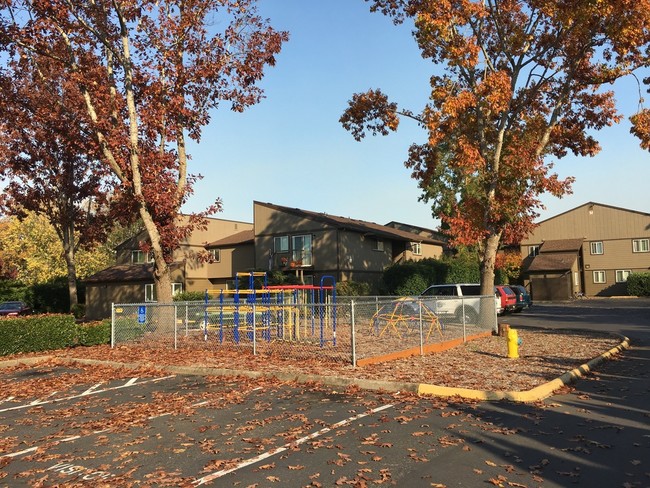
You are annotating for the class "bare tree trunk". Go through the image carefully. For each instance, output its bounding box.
[61,220,79,312]
[479,232,501,327]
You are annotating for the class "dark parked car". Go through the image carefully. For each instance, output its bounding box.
[0,301,32,317]
[509,285,532,312]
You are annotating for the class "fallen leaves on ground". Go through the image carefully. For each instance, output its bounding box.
[2,328,622,393]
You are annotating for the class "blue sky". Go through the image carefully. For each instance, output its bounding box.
[184,0,650,229]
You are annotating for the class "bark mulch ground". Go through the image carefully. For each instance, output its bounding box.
[6,327,619,393]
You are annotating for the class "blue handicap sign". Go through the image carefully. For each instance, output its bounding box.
[138,305,146,324]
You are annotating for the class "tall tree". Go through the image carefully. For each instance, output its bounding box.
[341,0,650,295]
[0,0,288,302]
[0,52,116,310]
[0,212,116,286]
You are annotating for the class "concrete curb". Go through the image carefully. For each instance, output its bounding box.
[0,335,630,403]
[418,334,631,402]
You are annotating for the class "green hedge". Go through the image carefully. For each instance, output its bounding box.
[0,315,110,356]
[77,320,111,346]
[627,272,650,297]
[0,314,77,355]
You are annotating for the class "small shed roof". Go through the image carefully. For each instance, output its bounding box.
[526,252,578,272]
[539,238,584,253]
[206,230,255,248]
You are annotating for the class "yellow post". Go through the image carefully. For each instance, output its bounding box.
[507,328,519,359]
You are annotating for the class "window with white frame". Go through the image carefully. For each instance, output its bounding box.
[528,245,540,257]
[145,283,155,302]
[132,250,150,263]
[593,271,606,284]
[208,248,221,262]
[291,234,312,265]
[274,235,289,253]
[632,238,649,253]
[615,270,631,283]
[590,241,604,255]
[373,239,385,252]
[411,242,422,255]
[171,282,183,296]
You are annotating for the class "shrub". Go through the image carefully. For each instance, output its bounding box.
[627,272,650,296]
[0,280,32,304]
[77,320,111,346]
[337,281,371,296]
[173,291,206,302]
[0,314,77,356]
[31,277,71,313]
[394,274,429,296]
[71,303,86,319]
[382,258,447,295]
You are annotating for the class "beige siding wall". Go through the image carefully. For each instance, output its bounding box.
[86,282,146,320]
[339,230,393,273]
[206,244,255,281]
[522,204,650,244]
[115,218,253,274]
[582,239,650,271]
[521,204,650,297]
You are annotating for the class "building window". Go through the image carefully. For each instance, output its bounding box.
[172,283,183,296]
[528,245,539,257]
[632,238,649,253]
[590,241,603,255]
[274,235,289,253]
[209,248,221,263]
[374,239,384,252]
[145,283,155,302]
[412,242,422,255]
[291,234,312,266]
[615,270,631,283]
[132,250,153,263]
[593,271,606,284]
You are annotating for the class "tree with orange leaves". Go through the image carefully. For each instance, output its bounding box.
[341,0,650,296]
[1,1,287,303]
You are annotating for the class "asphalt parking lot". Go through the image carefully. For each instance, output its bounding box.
[1,299,649,487]
[1,364,412,486]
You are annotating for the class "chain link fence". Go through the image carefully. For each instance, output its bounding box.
[111,295,497,365]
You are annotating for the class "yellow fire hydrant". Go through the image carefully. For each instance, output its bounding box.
[507,328,520,359]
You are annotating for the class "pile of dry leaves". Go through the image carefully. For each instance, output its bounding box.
[10,327,621,393]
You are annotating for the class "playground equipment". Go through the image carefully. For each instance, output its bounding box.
[203,272,337,348]
[371,298,442,341]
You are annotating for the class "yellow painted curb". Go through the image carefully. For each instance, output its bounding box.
[418,335,631,402]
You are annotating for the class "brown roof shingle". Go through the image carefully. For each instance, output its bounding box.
[207,230,254,248]
[526,253,578,272]
[539,238,584,253]
[257,202,443,245]
[84,264,154,283]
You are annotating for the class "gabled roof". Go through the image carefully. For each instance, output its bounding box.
[536,202,650,225]
[256,202,443,245]
[526,252,578,272]
[539,238,584,253]
[207,230,254,248]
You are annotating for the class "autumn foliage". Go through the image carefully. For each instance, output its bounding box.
[341,0,650,294]
[0,1,288,302]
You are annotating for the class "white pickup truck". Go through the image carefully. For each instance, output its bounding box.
[420,283,501,324]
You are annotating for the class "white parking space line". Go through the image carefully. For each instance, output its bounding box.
[0,395,225,460]
[191,403,395,486]
[81,383,104,396]
[0,375,175,414]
